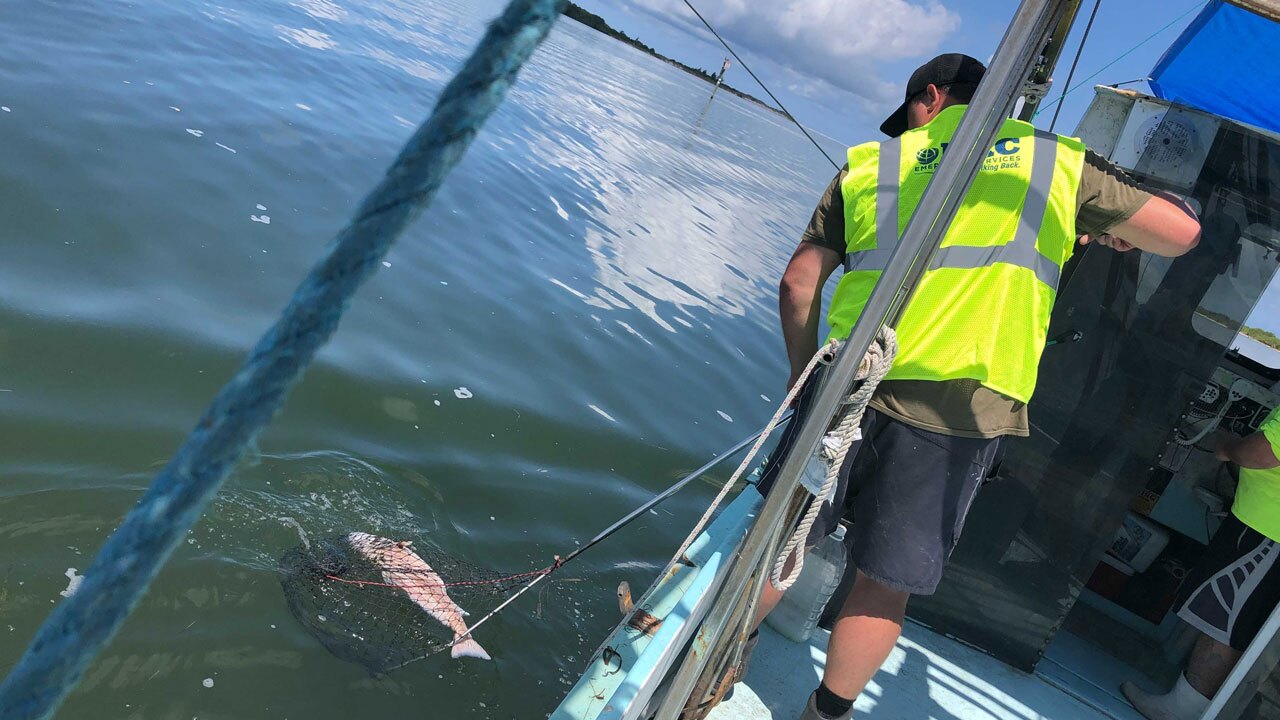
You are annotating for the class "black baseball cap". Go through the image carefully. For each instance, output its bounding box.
[880,53,986,137]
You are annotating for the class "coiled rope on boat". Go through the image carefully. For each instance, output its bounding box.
[771,328,896,591]
[0,2,567,718]
[644,327,896,608]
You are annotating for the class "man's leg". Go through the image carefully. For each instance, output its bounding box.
[791,413,998,719]
[1185,632,1242,699]
[821,571,909,700]
[1120,631,1223,720]
[1123,512,1273,719]
[753,546,801,627]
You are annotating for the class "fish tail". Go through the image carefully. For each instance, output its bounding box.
[450,634,491,661]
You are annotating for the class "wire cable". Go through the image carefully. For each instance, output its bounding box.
[1034,0,1204,120]
[679,0,841,172]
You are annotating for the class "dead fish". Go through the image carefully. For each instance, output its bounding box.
[346,531,491,660]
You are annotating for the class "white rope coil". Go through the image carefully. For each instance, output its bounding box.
[769,327,897,591]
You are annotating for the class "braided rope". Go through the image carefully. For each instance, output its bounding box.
[0,2,566,718]
[769,327,896,592]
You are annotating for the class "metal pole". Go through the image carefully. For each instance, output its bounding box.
[650,0,1075,713]
[651,490,805,719]
[1019,0,1084,121]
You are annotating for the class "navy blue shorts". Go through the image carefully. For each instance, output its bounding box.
[757,367,1003,595]
[1178,512,1280,651]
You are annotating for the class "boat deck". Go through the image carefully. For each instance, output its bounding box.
[708,620,1149,720]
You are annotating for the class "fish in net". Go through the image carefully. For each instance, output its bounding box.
[279,531,549,674]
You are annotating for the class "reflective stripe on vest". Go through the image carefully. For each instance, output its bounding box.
[844,130,1062,290]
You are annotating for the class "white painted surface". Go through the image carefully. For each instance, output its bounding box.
[709,622,1145,719]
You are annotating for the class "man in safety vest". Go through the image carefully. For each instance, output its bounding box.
[1123,410,1280,720]
[754,54,1202,720]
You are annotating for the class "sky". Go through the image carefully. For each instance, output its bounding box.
[571,0,1280,338]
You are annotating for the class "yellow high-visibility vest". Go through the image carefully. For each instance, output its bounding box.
[1233,407,1280,542]
[827,105,1087,403]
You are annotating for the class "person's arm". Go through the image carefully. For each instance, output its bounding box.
[1106,190,1201,257]
[780,169,848,389]
[1074,149,1200,257]
[779,242,843,390]
[1216,432,1280,469]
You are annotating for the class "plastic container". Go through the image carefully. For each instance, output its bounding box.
[1108,512,1169,573]
[765,524,848,643]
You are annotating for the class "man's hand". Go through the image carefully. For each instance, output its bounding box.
[786,370,805,394]
[1214,430,1241,462]
[1215,430,1280,469]
[1078,234,1135,252]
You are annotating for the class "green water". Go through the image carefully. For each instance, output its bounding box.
[0,0,843,717]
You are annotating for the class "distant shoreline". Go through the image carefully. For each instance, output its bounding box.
[561,3,788,119]
[1197,310,1280,352]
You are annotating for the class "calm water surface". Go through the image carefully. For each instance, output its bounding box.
[0,1,842,717]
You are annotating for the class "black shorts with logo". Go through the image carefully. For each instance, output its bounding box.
[1178,512,1280,651]
[757,367,1003,595]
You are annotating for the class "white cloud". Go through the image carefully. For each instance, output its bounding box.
[618,0,960,103]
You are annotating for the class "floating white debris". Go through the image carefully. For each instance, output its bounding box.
[549,195,569,220]
[433,400,441,407]
[250,215,271,224]
[185,128,204,137]
[215,142,237,153]
[1,107,10,113]
[60,568,83,597]
[169,106,181,112]
[453,387,473,399]
[760,394,770,402]
[717,411,733,423]
[202,678,214,688]
[588,404,616,423]
[440,281,448,286]
[381,261,391,268]
[616,320,652,346]
[392,114,414,127]
[489,516,495,521]
[548,278,588,301]
[256,203,267,211]
[296,103,312,111]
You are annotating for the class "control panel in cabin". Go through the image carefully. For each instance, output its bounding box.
[1084,355,1278,629]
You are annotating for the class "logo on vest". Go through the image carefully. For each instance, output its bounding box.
[912,136,1024,174]
[915,147,940,165]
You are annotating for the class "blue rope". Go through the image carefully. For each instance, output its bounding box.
[0,1,566,717]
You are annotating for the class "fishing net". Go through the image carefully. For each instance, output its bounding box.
[279,532,553,674]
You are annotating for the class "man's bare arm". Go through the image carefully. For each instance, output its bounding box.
[779,242,843,390]
[1216,432,1280,470]
[1107,191,1201,257]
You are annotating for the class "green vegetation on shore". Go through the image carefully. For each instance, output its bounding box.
[561,3,785,117]
[1198,309,1280,350]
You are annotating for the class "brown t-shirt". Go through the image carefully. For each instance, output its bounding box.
[802,149,1153,438]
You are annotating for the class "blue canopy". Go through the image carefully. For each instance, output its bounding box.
[1150,1,1280,135]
